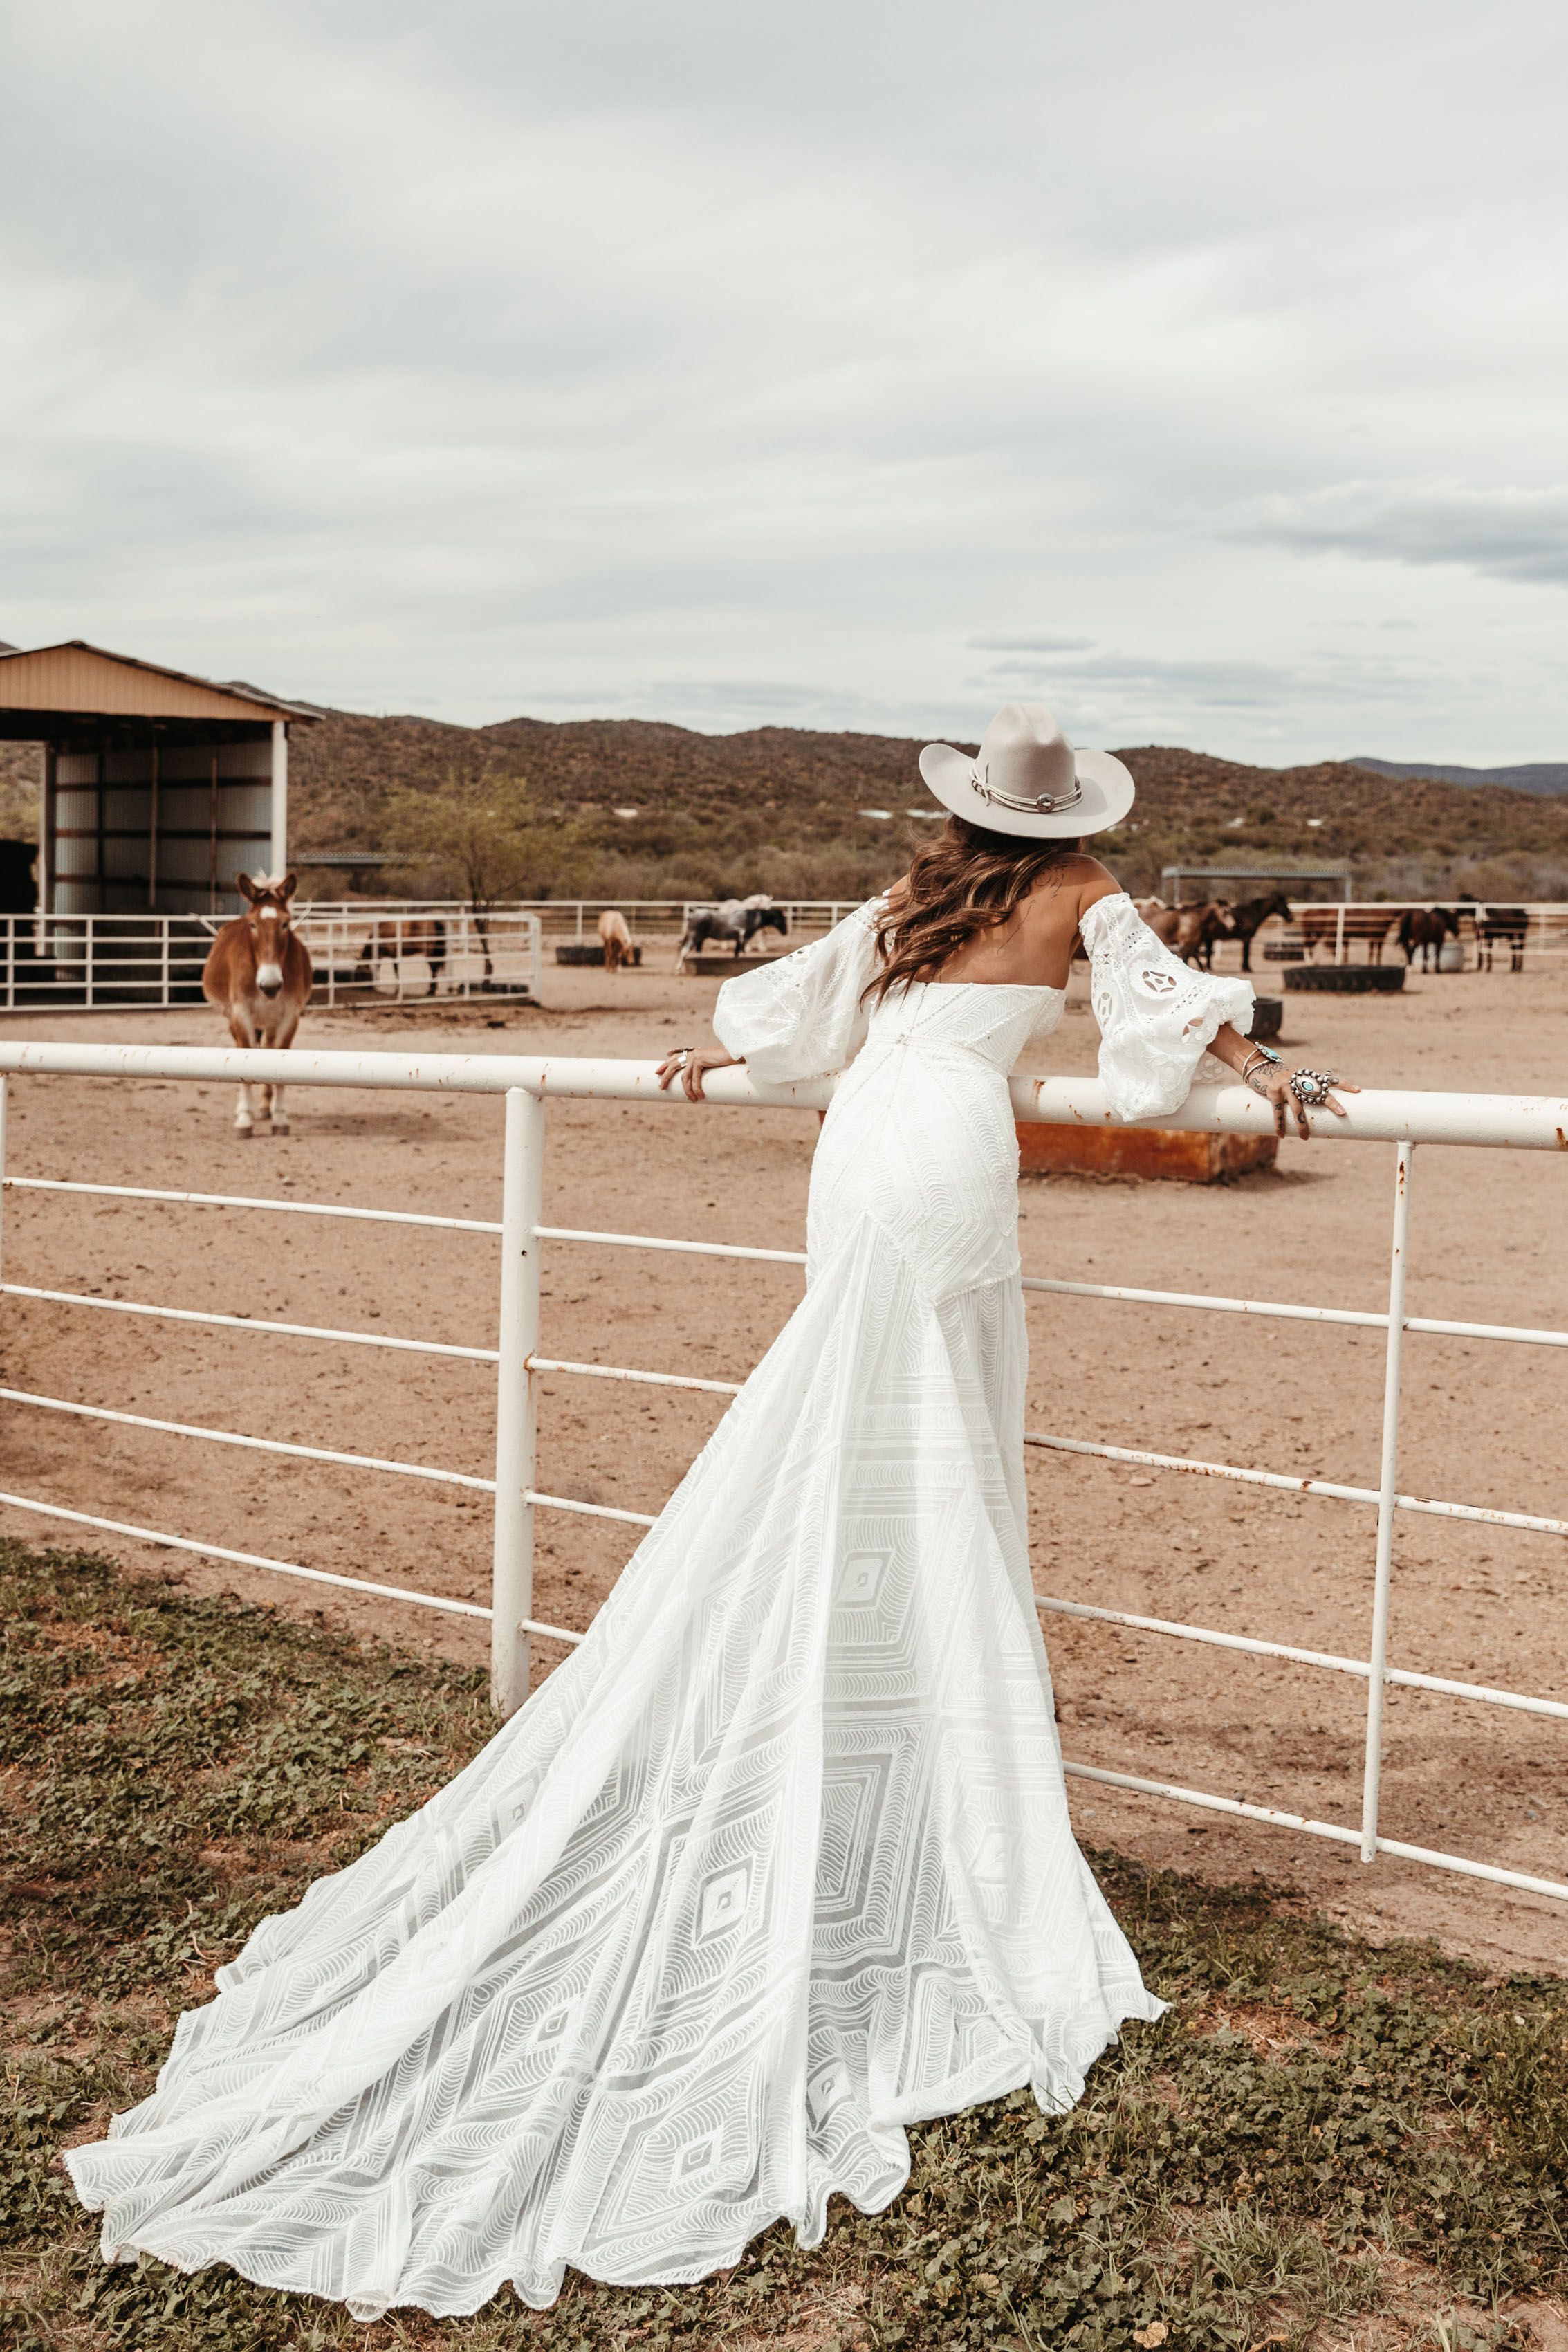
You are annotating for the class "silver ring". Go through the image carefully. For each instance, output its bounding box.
[1289,1067,1334,1108]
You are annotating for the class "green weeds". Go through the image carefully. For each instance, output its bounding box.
[3,1536,1565,2349]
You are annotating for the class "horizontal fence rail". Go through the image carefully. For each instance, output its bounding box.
[7,899,1565,1009]
[0,1038,1565,1910]
[0,908,542,1012]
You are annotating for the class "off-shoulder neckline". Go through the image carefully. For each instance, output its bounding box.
[905,979,1067,995]
[875,883,1129,992]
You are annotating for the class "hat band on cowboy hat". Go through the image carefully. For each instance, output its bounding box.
[970,769,1085,819]
[918,700,1135,840]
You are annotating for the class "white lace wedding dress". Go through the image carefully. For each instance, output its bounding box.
[66,892,1251,2321]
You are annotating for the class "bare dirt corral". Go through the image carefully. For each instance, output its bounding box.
[1,949,1565,1975]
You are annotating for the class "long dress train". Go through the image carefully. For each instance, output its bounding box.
[64,892,1251,2319]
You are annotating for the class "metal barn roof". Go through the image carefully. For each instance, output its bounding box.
[0,641,320,736]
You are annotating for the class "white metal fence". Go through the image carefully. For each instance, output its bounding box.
[0,908,543,1011]
[477,899,860,940]
[0,1040,1565,1907]
[510,896,1568,971]
[1259,900,1568,971]
[292,906,542,1006]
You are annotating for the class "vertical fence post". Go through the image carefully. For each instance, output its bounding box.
[492,1084,544,1716]
[1360,1140,1414,1864]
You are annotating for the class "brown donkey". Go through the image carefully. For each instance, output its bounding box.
[201,872,314,1136]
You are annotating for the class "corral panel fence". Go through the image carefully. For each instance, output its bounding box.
[0,908,543,1011]
[1255,901,1568,971]
[454,896,1568,974]
[1,1041,1565,1907]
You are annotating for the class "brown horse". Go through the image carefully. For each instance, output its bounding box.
[360,915,447,996]
[1398,907,1459,972]
[1138,899,1236,968]
[201,872,313,1136]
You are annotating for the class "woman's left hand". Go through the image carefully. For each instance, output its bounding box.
[655,1046,739,1101]
[1254,1063,1360,1141]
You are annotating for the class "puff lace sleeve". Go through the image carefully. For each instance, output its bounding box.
[1080,892,1254,1123]
[712,899,883,1083]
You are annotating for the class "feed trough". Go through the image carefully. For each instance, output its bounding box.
[1283,966,1405,995]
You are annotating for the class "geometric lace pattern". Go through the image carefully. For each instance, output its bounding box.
[65,910,1244,2319]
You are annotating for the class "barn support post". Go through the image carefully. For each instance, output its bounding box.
[38,745,52,927]
[208,750,219,914]
[147,744,160,908]
[492,1083,544,1716]
[1360,1140,1414,1864]
[270,722,288,881]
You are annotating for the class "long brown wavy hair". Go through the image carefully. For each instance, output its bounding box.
[865,817,1081,1005]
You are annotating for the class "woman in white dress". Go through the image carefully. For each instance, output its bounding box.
[65,706,1353,2322]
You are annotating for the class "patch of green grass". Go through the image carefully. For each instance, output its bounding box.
[3,1535,1565,2350]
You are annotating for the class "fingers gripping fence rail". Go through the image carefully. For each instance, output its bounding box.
[1,1040,1566,1904]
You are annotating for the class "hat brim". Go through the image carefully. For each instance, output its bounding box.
[918,740,1135,838]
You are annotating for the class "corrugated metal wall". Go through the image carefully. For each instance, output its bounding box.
[50,737,274,915]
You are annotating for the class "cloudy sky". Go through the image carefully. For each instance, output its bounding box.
[2,0,1565,763]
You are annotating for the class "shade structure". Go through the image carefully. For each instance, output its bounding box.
[0,641,318,917]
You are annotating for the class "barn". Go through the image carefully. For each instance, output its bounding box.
[0,639,317,918]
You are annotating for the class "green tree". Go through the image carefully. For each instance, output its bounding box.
[382,766,592,913]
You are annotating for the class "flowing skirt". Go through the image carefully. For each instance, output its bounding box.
[66,1060,1162,2320]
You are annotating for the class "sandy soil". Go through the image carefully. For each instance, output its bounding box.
[1,945,1565,1974]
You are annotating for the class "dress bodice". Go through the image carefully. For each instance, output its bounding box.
[712,894,1251,1125]
[861,980,1065,1072]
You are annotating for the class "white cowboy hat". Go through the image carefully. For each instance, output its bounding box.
[919,701,1135,838]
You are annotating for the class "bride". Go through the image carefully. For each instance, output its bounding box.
[65,704,1353,2321]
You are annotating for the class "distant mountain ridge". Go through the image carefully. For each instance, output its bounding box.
[1353,756,1568,798]
[275,713,1568,903]
[5,708,1567,901]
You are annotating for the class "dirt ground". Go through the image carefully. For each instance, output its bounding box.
[1,943,1565,1976]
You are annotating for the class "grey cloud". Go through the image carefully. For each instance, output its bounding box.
[2,0,1567,764]
[966,634,1098,654]
[970,649,1301,713]
[1236,481,1568,587]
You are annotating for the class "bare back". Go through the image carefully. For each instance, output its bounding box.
[889,853,1122,990]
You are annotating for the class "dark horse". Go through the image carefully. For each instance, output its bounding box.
[1475,905,1528,973]
[741,905,787,950]
[1397,907,1459,972]
[676,899,787,969]
[1224,891,1296,973]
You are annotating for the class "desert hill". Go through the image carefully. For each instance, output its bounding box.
[1353,755,1568,798]
[4,710,1566,903]
[282,711,1568,904]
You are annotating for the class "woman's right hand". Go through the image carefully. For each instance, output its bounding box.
[655,1046,739,1101]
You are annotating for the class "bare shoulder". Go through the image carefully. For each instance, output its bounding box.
[1027,853,1123,912]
